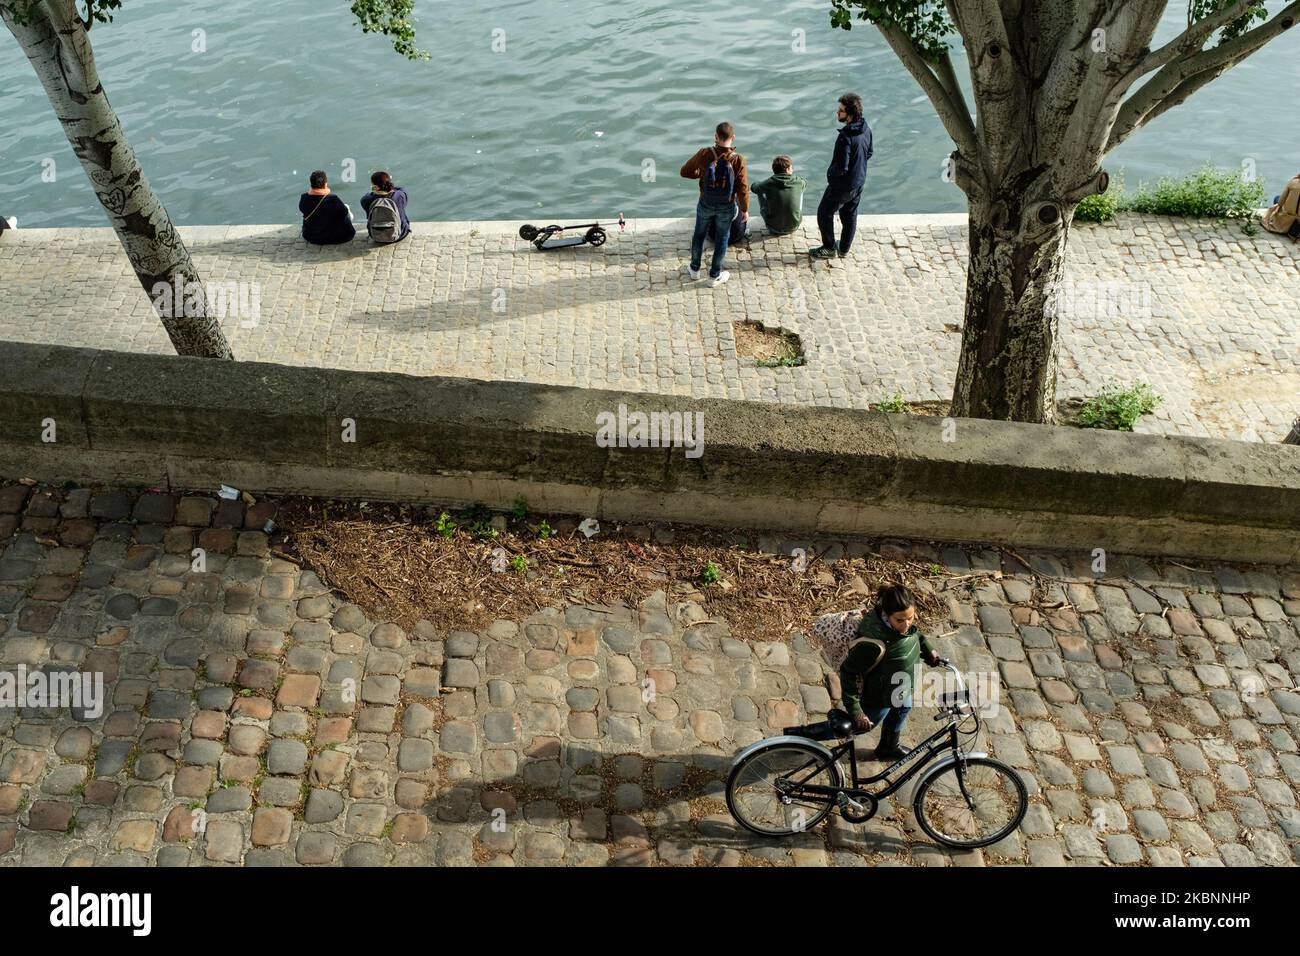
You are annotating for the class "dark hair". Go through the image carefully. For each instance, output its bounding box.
[309,170,328,189]
[876,584,916,617]
[715,122,734,142]
[772,155,792,174]
[371,170,394,191]
[839,93,863,121]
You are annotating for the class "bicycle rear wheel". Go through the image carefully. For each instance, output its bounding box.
[726,741,842,837]
[913,756,1028,849]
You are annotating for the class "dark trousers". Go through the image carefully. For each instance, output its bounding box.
[817,184,863,254]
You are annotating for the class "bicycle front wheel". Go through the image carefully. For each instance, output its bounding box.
[726,741,842,837]
[913,756,1028,849]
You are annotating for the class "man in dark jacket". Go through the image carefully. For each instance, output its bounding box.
[299,170,355,245]
[809,93,872,259]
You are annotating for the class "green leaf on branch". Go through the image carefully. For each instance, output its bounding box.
[1189,0,1269,45]
[829,0,954,61]
[350,0,429,60]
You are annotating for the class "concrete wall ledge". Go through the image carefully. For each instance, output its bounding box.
[1,341,1297,564]
[1,214,972,245]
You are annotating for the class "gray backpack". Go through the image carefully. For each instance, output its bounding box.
[367,195,400,243]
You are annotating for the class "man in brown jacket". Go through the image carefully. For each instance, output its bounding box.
[1262,172,1300,238]
[680,122,749,287]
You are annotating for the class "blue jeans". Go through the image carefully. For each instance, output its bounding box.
[863,704,912,736]
[690,199,737,278]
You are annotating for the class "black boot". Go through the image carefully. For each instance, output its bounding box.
[874,728,909,761]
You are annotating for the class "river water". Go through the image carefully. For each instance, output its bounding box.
[2,0,1296,227]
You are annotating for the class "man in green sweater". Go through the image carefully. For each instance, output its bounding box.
[839,585,941,760]
[750,155,807,236]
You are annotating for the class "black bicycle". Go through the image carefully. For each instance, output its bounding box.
[726,659,1027,848]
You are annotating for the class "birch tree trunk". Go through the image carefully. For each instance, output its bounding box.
[2,0,234,359]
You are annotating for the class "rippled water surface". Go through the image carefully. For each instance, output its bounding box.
[2,0,1296,226]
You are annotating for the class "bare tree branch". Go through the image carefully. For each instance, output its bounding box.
[1131,0,1255,80]
[933,49,975,132]
[1109,1,1300,150]
[875,19,980,159]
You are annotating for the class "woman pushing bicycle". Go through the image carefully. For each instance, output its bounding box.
[813,584,942,761]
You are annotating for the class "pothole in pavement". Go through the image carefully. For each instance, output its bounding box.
[732,320,805,368]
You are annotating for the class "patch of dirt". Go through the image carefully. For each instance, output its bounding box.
[733,320,804,366]
[275,498,984,640]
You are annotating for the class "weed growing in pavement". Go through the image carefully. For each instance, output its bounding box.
[875,392,907,413]
[1076,383,1162,431]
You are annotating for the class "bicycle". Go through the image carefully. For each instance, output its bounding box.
[725,659,1027,849]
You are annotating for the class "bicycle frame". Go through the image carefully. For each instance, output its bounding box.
[780,718,965,804]
[775,661,981,805]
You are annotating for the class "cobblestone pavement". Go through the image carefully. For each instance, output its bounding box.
[2,480,1298,867]
[2,214,1297,443]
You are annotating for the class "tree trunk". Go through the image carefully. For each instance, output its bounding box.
[950,192,1073,424]
[3,0,233,359]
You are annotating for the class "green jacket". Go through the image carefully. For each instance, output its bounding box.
[751,173,807,234]
[838,610,933,717]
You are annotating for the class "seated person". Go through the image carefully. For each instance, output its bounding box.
[707,206,750,247]
[1261,171,1300,238]
[750,155,808,236]
[360,171,411,243]
[299,171,355,245]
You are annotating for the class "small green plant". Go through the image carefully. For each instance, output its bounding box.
[756,355,806,368]
[537,520,553,540]
[1076,383,1162,431]
[434,511,458,539]
[1075,174,1125,223]
[700,561,722,585]
[461,503,499,540]
[1123,162,1265,223]
[509,554,528,572]
[511,495,529,522]
[875,392,906,413]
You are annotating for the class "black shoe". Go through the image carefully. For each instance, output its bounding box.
[874,729,909,761]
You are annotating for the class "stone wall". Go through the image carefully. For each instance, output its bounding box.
[1,341,1297,563]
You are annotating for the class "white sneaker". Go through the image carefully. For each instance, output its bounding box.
[710,271,730,287]
[684,264,701,280]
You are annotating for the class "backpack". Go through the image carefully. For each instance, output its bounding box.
[367,194,401,243]
[809,609,885,673]
[701,148,736,204]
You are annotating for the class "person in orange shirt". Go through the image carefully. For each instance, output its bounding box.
[680,122,749,287]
